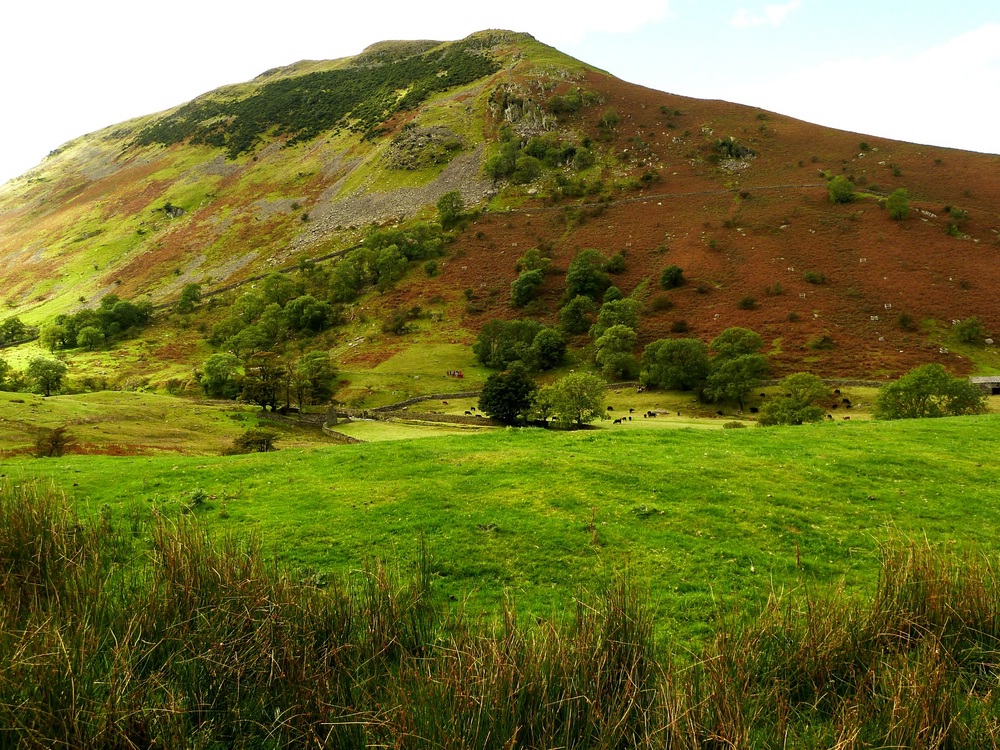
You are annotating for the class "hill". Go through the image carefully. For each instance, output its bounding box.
[1,29,999,389]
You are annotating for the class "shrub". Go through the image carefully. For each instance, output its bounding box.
[737,296,758,310]
[886,188,909,220]
[807,334,836,350]
[659,265,684,290]
[510,270,545,308]
[227,428,278,454]
[722,421,746,429]
[875,363,987,419]
[565,249,611,300]
[827,175,855,203]
[670,319,689,333]
[603,251,626,274]
[559,295,597,335]
[423,259,439,277]
[803,271,826,285]
[758,372,829,426]
[897,313,917,331]
[954,317,986,344]
[34,426,74,458]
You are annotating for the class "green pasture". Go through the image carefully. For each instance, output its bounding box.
[5,414,1000,644]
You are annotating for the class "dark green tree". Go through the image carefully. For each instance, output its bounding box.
[292,351,337,406]
[641,338,710,391]
[510,270,545,308]
[875,364,987,419]
[473,319,544,369]
[565,249,611,301]
[659,265,685,290]
[177,283,202,313]
[530,328,567,371]
[27,358,68,397]
[200,353,242,399]
[758,372,830,426]
[590,298,641,339]
[559,295,597,335]
[478,364,537,425]
[594,325,639,379]
[437,190,465,230]
[241,353,287,411]
[537,372,607,427]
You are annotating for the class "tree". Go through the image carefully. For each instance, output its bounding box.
[285,295,333,333]
[228,428,279,454]
[559,295,596,335]
[594,325,639,379]
[0,357,9,389]
[473,319,544,369]
[177,283,202,313]
[77,326,105,351]
[704,354,770,410]
[516,248,552,274]
[200,353,242,399]
[828,175,855,204]
[874,364,987,420]
[539,372,608,427]
[710,327,764,360]
[954,317,986,345]
[565,249,611,301]
[758,372,830,426]
[437,190,465,230]
[659,265,685,290]
[27,357,68,397]
[241,353,288,411]
[510,270,544,308]
[641,338,710,391]
[590,298,641,339]
[0,316,27,344]
[292,351,337,406]
[39,324,68,352]
[886,188,909,220]
[530,328,567,371]
[478,364,538,425]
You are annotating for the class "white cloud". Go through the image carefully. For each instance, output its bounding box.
[717,23,1000,154]
[732,0,801,28]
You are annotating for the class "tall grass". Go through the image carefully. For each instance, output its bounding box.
[1,482,999,747]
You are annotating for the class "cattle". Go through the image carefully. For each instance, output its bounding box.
[826,414,834,419]
[831,403,838,409]
[628,416,632,421]
[842,398,851,406]
[464,411,472,415]
[759,393,766,398]
[613,418,622,424]
[629,408,635,413]
[607,406,614,411]
[749,407,759,414]
[834,389,841,395]
[442,401,448,405]
[716,411,724,416]
[843,416,851,420]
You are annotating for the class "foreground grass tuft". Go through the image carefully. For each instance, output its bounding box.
[2,482,999,747]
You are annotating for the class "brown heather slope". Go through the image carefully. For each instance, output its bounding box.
[0,32,998,379]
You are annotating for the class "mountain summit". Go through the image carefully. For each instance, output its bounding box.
[1,30,998,378]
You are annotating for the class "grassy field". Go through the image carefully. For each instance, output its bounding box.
[6,414,1000,644]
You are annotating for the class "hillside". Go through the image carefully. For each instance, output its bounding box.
[1,30,999,385]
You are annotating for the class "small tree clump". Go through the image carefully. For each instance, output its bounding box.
[875,364,986,420]
[659,265,685,290]
[886,188,909,220]
[34,425,74,458]
[954,317,986,345]
[827,175,855,204]
[227,428,278,454]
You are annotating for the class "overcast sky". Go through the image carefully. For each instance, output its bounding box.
[1,1,997,185]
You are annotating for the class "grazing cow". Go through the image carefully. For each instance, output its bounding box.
[843,416,851,420]
[834,389,841,395]
[471,407,477,411]
[607,406,614,411]
[629,408,635,413]
[826,414,834,420]
[442,401,448,405]
[628,416,632,421]
[716,411,724,416]
[464,411,472,415]
[613,418,622,424]
[759,393,766,398]
[831,403,838,409]
[842,398,851,406]
[845,403,853,409]
[749,407,759,414]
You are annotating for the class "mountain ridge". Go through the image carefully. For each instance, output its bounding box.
[1,30,998,384]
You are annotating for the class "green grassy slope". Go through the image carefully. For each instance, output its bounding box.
[8,415,999,643]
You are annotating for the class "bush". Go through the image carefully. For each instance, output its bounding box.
[827,175,855,203]
[897,313,917,331]
[758,372,829,426]
[807,334,836,350]
[603,252,626,274]
[423,259,439,277]
[659,265,684,290]
[954,317,986,345]
[886,188,909,220]
[803,271,826,285]
[510,270,545,308]
[227,428,278,454]
[722,421,746,429]
[737,296,758,310]
[34,426,74,458]
[875,364,987,419]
